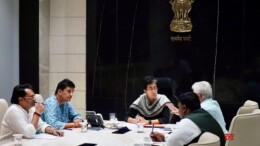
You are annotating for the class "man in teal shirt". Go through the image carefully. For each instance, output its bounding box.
[42,79,82,129]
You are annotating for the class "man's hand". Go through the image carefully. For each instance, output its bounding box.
[74,119,82,128]
[170,109,180,116]
[167,103,180,116]
[150,131,165,142]
[35,103,45,115]
[52,129,64,137]
[45,127,64,136]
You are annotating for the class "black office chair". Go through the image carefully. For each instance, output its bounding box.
[156,77,181,123]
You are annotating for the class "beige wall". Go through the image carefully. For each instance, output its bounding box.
[39,0,86,118]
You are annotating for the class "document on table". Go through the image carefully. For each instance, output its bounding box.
[143,137,166,146]
[144,124,165,128]
[152,142,166,146]
[32,133,59,140]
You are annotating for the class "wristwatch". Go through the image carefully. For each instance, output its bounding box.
[34,112,41,117]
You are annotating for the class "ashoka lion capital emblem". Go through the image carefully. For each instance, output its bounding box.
[169,0,194,32]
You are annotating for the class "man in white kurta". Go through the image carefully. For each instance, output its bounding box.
[0,105,49,139]
[0,84,64,144]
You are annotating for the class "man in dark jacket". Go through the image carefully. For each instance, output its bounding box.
[150,92,225,146]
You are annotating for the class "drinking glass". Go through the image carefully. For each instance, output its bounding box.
[136,122,144,133]
[109,113,116,122]
[13,134,23,146]
[80,120,88,132]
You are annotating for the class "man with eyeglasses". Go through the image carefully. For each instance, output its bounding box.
[126,76,172,125]
[0,84,63,143]
[41,78,82,129]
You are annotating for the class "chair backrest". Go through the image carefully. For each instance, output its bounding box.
[226,109,260,146]
[34,94,44,103]
[0,99,9,129]
[156,77,181,123]
[156,77,178,104]
[156,77,173,98]
[189,132,220,146]
[236,100,259,115]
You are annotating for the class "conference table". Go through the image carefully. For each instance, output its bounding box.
[2,121,169,146]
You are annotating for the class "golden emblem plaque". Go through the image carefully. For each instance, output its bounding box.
[169,0,194,32]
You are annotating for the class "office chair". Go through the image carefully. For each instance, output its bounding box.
[34,94,44,103]
[236,100,259,115]
[225,109,260,146]
[156,77,180,123]
[0,99,9,130]
[156,77,172,97]
[189,132,220,146]
[156,77,178,105]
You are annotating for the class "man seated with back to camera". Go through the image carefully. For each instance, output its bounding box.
[192,81,228,134]
[150,92,225,146]
[0,84,63,144]
[41,79,83,129]
[125,75,176,125]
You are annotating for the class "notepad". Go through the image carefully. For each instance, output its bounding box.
[32,133,59,140]
[144,124,165,128]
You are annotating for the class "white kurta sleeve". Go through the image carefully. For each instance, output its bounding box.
[5,108,36,138]
[38,118,50,133]
[31,107,50,133]
[166,118,201,146]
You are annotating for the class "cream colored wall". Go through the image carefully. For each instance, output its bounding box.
[39,0,50,103]
[39,0,86,119]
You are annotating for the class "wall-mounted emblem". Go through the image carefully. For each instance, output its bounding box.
[169,0,194,33]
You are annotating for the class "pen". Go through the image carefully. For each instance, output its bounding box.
[151,124,154,133]
[64,128,73,130]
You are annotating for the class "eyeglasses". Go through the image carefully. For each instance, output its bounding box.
[147,87,158,91]
[24,94,35,100]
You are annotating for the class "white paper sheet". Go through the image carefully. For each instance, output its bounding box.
[32,133,59,140]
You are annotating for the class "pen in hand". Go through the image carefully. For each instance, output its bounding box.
[151,124,154,133]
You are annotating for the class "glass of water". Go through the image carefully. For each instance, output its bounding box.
[80,120,88,132]
[136,122,144,133]
[109,113,116,122]
[13,134,23,146]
